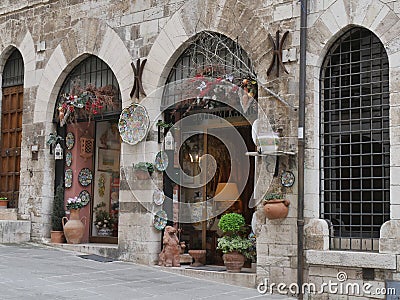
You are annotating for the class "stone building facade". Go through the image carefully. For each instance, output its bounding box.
[0,0,399,298]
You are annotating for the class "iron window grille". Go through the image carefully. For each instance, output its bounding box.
[320,27,390,251]
[53,55,121,122]
[162,31,257,118]
[2,49,24,87]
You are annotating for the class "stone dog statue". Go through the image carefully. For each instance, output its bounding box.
[158,226,181,267]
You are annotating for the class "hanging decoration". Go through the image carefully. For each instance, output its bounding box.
[64,169,73,188]
[154,210,168,231]
[78,168,93,187]
[281,171,295,187]
[65,152,72,167]
[130,58,147,100]
[57,84,118,126]
[54,143,64,160]
[154,151,168,172]
[98,174,106,197]
[267,30,289,77]
[80,131,94,160]
[118,103,150,145]
[65,132,75,150]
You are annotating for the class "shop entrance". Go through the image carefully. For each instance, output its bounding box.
[174,119,255,265]
[53,55,121,243]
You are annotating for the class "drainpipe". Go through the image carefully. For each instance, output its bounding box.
[297,0,308,299]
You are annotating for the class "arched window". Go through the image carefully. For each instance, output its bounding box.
[320,27,390,251]
[54,55,121,123]
[2,49,24,87]
[162,31,257,117]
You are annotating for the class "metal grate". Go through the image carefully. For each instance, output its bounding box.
[320,28,390,251]
[2,49,24,87]
[53,55,121,122]
[162,31,256,117]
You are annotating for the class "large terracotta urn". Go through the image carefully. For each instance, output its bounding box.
[62,209,86,244]
[222,251,246,273]
[263,199,290,219]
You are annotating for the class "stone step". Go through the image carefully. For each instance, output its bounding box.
[157,264,257,288]
[0,208,17,220]
[0,220,31,243]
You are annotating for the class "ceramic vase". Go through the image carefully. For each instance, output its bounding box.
[62,209,86,244]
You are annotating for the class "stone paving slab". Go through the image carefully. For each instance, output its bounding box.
[0,243,293,299]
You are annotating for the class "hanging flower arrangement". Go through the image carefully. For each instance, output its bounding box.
[170,64,258,115]
[57,84,118,126]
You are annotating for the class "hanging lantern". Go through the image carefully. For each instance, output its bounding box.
[165,131,174,150]
[54,143,63,160]
[80,131,94,160]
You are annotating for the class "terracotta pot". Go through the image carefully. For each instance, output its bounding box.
[188,249,206,267]
[62,209,86,244]
[263,199,290,219]
[0,200,8,209]
[50,231,65,243]
[222,251,246,273]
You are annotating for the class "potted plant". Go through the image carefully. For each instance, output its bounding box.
[50,182,66,243]
[94,202,115,236]
[133,162,154,180]
[216,213,252,273]
[263,193,290,219]
[0,197,8,209]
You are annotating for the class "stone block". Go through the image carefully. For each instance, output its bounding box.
[306,250,396,269]
[0,209,18,220]
[304,218,329,250]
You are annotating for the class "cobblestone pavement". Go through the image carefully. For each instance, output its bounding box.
[0,243,294,299]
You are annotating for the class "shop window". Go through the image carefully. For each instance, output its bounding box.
[320,27,390,251]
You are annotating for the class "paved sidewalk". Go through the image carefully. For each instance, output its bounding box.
[0,243,293,299]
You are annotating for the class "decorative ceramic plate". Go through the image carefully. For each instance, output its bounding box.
[66,132,75,150]
[118,104,150,145]
[153,189,165,206]
[154,151,168,171]
[78,190,90,206]
[65,152,72,167]
[281,171,295,187]
[65,169,73,188]
[154,210,168,231]
[78,168,93,186]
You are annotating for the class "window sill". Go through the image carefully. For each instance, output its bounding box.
[305,250,396,270]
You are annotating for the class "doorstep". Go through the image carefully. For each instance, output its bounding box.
[46,242,119,259]
[46,243,257,288]
[157,264,257,288]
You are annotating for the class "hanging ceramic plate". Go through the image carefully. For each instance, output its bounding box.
[78,168,93,187]
[154,210,168,231]
[118,104,150,145]
[66,132,75,150]
[65,152,72,167]
[281,171,295,187]
[153,189,165,206]
[65,169,73,188]
[78,190,91,206]
[154,151,168,172]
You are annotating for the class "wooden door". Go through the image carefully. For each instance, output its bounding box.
[0,85,23,208]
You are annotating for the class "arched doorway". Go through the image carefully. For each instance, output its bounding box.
[0,49,24,208]
[162,32,257,264]
[54,55,122,243]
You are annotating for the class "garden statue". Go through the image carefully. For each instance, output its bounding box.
[158,226,181,267]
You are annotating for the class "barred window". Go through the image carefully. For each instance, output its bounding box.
[320,27,390,251]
